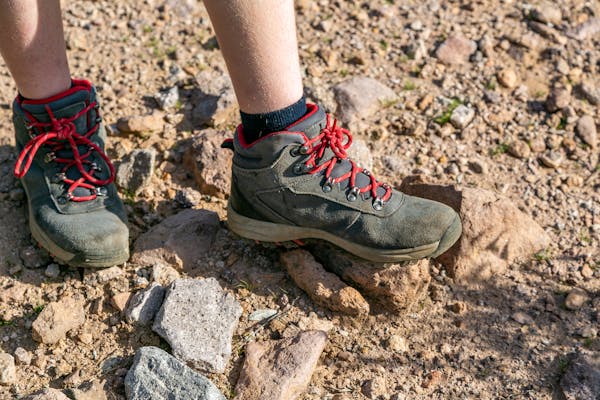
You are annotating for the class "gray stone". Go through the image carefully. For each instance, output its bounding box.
[152,278,242,373]
[125,283,166,326]
[576,116,597,148]
[14,347,32,366]
[83,266,124,285]
[333,77,396,125]
[546,87,570,112]
[0,352,15,385]
[44,263,60,279]
[540,151,563,169]
[450,105,475,129]
[116,148,157,195]
[125,347,225,400]
[248,309,278,322]
[560,352,600,400]
[154,86,180,110]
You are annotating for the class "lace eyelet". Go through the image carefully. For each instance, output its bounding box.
[95,187,108,196]
[96,117,102,123]
[57,193,72,204]
[44,152,56,163]
[299,145,310,155]
[347,187,359,202]
[293,163,306,175]
[372,197,384,211]
[51,173,66,184]
[290,147,300,157]
[322,177,334,193]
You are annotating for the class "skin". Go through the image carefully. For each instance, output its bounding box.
[202,0,304,114]
[0,0,71,99]
[0,0,304,113]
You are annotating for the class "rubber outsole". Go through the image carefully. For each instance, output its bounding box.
[28,207,129,269]
[227,203,462,263]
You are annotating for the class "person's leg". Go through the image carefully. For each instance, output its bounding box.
[203,0,306,139]
[0,0,71,99]
[207,1,462,261]
[1,0,129,268]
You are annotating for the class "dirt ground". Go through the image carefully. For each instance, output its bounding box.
[0,0,598,399]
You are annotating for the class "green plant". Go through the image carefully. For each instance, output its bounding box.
[33,304,44,314]
[433,98,461,125]
[0,319,13,327]
[490,143,509,156]
[403,81,416,91]
[557,117,567,130]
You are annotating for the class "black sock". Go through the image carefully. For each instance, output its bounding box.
[240,96,307,143]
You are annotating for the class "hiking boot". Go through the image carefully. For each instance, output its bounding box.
[224,104,461,263]
[13,80,129,268]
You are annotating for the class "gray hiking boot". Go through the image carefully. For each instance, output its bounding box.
[225,104,461,263]
[13,80,129,268]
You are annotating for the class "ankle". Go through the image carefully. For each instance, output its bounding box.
[240,96,307,142]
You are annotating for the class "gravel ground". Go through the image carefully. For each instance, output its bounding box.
[0,0,598,399]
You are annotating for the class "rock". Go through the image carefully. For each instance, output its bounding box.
[116,112,164,137]
[498,68,518,88]
[576,116,597,148]
[131,209,220,270]
[530,3,562,25]
[110,292,131,313]
[508,140,531,159]
[125,283,166,326]
[20,245,50,269]
[399,176,551,282]
[545,87,570,112]
[24,388,70,400]
[151,263,181,286]
[248,309,278,322]
[565,288,588,310]
[333,77,397,125]
[347,138,373,171]
[44,263,60,279]
[32,297,86,345]
[14,347,32,366]
[578,81,600,105]
[560,352,600,400]
[280,250,370,316]
[422,370,443,389]
[450,105,475,129]
[361,376,388,399]
[192,69,237,127]
[152,278,242,373]
[311,244,431,312]
[387,335,408,353]
[511,311,534,325]
[66,380,108,400]
[539,151,563,169]
[435,35,477,65]
[83,266,123,285]
[567,18,600,41]
[154,86,180,110]
[182,129,232,198]
[116,149,157,195]
[125,347,225,400]
[0,353,15,385]
[234,331,328,400]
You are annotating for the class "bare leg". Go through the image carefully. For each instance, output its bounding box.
[0,0,71,99]
[203,0,303,114]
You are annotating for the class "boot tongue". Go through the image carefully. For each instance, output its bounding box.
[284,104,327,138]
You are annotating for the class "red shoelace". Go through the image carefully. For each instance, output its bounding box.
[14,102,115,202]
[299,114,392,206]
